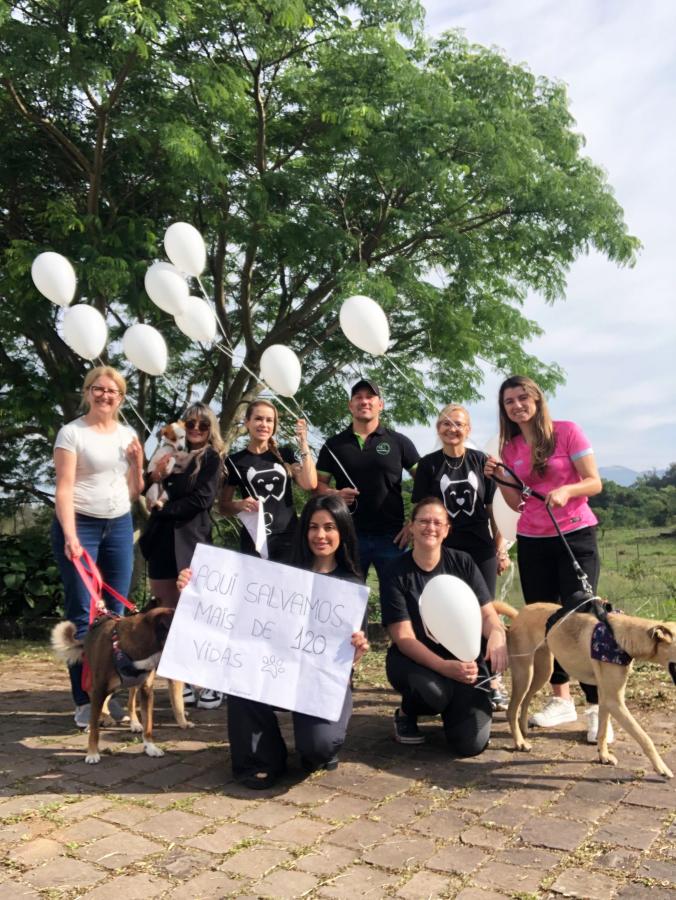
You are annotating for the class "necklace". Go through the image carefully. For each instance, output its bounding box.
[442,451,465,471]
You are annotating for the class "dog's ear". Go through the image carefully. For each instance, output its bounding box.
[177,419,185,428]
[649,624,674,646]
[160,424,171,438]
[153,609,175,646]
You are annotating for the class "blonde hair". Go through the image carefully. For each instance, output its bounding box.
[498,375,555,476]
[182,402,225,483]
[81,366,126,419]
[245,400,292,476]
[437,403,471,429]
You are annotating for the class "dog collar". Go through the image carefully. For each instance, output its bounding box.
[111,625,148,688]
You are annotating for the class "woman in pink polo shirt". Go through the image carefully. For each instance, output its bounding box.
[485,375,606,742]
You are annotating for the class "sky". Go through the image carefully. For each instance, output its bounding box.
[398,0,676,472]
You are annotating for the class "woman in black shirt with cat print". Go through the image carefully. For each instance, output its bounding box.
[220,399,317,561]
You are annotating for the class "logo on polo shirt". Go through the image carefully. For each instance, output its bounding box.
[376,441,391,455]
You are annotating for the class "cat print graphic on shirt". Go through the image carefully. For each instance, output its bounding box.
[246,463,287,502]
[439,471,479,518]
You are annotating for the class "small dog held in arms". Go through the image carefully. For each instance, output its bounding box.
[495,600,676,778]
[145,421,188,510]
[51,608,179,764]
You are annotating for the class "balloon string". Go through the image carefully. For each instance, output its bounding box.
[197,276,233,350]
[213,341,300,422]
[284,396,358,491]
[382,356,438,415]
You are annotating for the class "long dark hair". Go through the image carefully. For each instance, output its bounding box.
[291,494,362,579]
[498,375,556,476]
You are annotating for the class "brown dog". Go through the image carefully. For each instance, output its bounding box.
[51,608,177,764]
[495,601,676,778]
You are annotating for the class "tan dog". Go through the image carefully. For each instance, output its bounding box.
[127,678,193,733]
[495,601,676,778]
[51,609,179,764]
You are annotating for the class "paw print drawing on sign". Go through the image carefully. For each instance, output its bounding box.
[261,655,285,678]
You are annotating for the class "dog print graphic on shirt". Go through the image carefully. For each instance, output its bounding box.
[246,463,287,503]
[439,471,479,518]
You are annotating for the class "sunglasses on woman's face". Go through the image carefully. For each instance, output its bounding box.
[186,419,210,433]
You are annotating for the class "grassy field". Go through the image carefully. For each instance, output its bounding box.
[365,525,676,623]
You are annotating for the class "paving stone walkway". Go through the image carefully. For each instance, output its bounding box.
[0,655,674,898]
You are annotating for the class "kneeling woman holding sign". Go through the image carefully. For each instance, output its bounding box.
[381,497,507,755]
[177,495,369,790]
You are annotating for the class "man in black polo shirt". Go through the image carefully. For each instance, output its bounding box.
[316,379,419,585]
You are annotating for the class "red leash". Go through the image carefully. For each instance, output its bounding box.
[71,549,138,691]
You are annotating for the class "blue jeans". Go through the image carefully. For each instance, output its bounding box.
[51,512,134,705]
[358,531,406,586]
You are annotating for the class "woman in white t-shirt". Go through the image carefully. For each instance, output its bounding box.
[51,366,144,728]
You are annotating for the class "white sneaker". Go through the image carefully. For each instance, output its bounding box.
[74,704,91,729]
[529,697,577,727]
[197,689,223,710]
[585,705,614,744]
[182,685,197,706]
[107,696,128,724]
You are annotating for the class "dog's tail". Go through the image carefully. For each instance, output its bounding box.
[493,600,519,620]
[51,621,84,666]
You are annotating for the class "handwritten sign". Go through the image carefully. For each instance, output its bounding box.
[158,544,369,721]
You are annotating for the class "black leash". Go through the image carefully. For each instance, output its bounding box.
[489,460,595,597]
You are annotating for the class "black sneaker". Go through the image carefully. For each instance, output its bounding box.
[393,708,425,744]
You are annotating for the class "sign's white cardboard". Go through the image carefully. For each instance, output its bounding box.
[158,544,369,721]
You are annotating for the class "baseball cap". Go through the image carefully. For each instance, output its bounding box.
[351,379,381,397]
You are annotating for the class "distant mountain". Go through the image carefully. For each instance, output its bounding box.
[599,466,639,486]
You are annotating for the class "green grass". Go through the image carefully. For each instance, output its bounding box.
[498,525,676,621]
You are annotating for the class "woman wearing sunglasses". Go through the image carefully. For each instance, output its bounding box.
[220,399,317,562]
[380,496,507,754]
[140,403,224,607]
[140,403,225,710]
[51,366,144,728]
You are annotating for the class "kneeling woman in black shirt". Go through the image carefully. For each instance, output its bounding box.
[178,494,368,789]
[381,497,507,756]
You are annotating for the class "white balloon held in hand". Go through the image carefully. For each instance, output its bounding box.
[164,222,206,277]
[339,294,390,356]
[31,252,77,307]
[419,574,482,662]
[123,323,168,376]
[62,305,108,360]
[260,344,302,397]
[175,296,217,343]
[144,262,190,316]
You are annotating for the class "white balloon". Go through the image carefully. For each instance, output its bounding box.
[31,252,77,307]
[164,222,206,276]
[419,574,482,662]
[174,297,217,343]
[260,344,302,398]
[491,487,520,544]
[144,262,190,315]
[339,294,390,356]
[62,305,108,360]
[123,323,167,376]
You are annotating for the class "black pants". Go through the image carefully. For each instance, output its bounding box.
[386,646,492,757]
[518,527,600,704]
[227,689,352,779]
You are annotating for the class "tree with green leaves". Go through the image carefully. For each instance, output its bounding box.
[0,0,639,512]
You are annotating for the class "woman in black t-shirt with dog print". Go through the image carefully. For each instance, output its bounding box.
[220,399,317,561]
